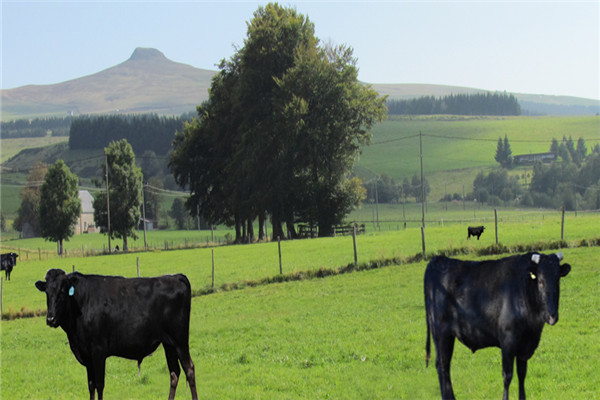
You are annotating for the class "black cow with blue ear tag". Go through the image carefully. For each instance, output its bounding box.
[424,252,571,400]
[35,268,198,400]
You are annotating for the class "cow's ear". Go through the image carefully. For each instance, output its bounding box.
[560,263,571,277]
[35,281,47,292]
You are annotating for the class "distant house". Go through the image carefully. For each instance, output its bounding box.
[513,152,556,165]
[75,190,98,234]
[140,218,155,231]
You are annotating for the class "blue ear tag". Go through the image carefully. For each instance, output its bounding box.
[69,286,75,296]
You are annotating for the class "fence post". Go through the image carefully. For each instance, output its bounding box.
[494,209,499,245]
[561,206,565,241]
[278,236,282,275]
[137,257,140,277]
[352,225,358,266]
[211,249,215,290]
[1,277,3,316]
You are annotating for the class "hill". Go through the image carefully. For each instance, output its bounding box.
[1,47,598,120]
[1,48,215,119]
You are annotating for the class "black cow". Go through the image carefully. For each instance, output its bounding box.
[1,252,18,280]
[467,226,485,240]
[35,269,198,400]
[424,252,571,400]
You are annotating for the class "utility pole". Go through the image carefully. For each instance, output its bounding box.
[420,131,425,228]
[104,149,112,253]
[419,131,426,257]
[142,183,147,251]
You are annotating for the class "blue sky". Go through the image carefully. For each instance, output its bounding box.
[2,1,598,99]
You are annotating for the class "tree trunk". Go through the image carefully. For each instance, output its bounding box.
[258,212,266,241]
[234,213,242,243]
[247,218,254,243]
[285,217,298,239]
[271,215,285,241]
[123,236,128,252]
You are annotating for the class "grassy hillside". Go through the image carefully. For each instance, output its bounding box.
[355,115,600,200]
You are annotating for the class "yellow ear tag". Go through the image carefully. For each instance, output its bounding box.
[529,272,536,280]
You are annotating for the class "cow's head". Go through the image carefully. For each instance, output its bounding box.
[35,269,74,328]
[529,252,571,325]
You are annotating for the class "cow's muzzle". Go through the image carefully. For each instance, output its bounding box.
[546,313,558,326]
[46,315,59,328]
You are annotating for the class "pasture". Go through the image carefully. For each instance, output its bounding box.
[1,244,598,399]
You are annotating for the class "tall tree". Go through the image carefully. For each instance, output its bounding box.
[39,160,81,255]
[549,138,559,155]
[13,161,48,237]
[93,139,143,251]
[503,135,513,167]
[494,135,513,168]
[170,3,386,239]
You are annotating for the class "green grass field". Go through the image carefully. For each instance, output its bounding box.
[1,243,598,399]
[1,115,599,398]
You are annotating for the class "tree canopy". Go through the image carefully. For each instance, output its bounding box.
[170,3,386,241]
[39,160,81,254]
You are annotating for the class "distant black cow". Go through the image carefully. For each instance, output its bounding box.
[424,252,571,400]
[467,226,485,240]
[35,269,198,400]
[1,252,18,280]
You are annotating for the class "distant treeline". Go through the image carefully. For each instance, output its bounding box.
[1,117,73,138]
[387,92,521,116]
[69,114,192,155]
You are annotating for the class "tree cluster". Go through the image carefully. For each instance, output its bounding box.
[169,4,386,242]
[472,169,522,206]
[69,114,189,155]
[1,117,72,138]
[475,139,600,210]
[528,143,600,210]
[387,92,521,116]
[364,173,430,204]
[550,136,588,167]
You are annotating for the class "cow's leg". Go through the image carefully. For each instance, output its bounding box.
[434,333,456,400]
[164,344,181,400]
[86,365,96,400]
[516,357,527,400]
[501,349,515,400]
[92,356,106,400]
[175,345,198,400]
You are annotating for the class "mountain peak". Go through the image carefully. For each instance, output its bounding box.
[128,47,168,62]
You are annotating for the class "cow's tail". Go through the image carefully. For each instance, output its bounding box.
[424,262,433,369]
[425,314,431,368]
